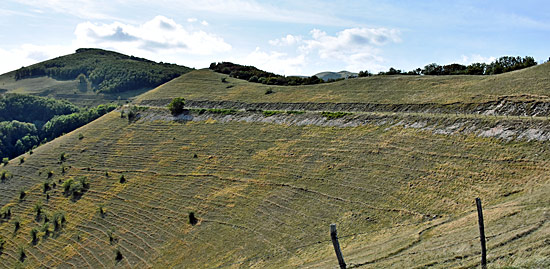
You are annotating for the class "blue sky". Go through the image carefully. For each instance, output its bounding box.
[1,0,549,75]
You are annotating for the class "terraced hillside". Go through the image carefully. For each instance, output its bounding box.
[0,64,549,268]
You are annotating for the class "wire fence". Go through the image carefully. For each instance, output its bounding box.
[213,199,549,268]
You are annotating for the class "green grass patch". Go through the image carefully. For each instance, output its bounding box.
[190,108,238,115]
[206,108,238,115]
[262,110,283,117]
[321,111,352,119]
[286,110,305,115]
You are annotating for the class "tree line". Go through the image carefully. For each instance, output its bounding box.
[212,56,539,85]
[41,104,116,140]
[14,48,193,94]
[209,62,324,86]
[361,56,538,76]
[0,94,116,160]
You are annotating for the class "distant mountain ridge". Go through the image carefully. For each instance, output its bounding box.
[314,70,358,81]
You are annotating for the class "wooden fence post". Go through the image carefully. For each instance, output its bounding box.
[330,224,346,269]
[476,198,487,269]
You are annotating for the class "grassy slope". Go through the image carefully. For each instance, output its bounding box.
[0,111,548,268]
[0,64,549,268]
[138,63,550,104]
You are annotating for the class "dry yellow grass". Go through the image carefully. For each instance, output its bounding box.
[0,109,548,268]
[0,63,549,268]
[138,63,550,105]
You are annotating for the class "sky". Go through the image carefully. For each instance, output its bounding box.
[1,0,549,76]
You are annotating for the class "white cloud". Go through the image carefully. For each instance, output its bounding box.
[269,35,302,46]
[73,16,231,55]
[156,0,355,26]
[0,44,74,74]
[14,0,355,26]
[0,8,36,17]
[301,28,400,59]
[267,27,400,73]
[0,16,232,74]
[344,52,386,72]
[239,47,306,75]
[458,54,496,65]
[13,0,116,20]
[187,18,208,26]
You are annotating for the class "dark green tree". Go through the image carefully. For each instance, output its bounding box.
[466,63,487,75]
[422,63,443,75]
[167,97,186,115]
[77,73,89,92]
[189,212,198,225]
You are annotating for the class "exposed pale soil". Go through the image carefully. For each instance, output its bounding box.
[139,96,550,117]
[131,106,550,142]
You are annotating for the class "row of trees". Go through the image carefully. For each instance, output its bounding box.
[210,62,323,86]
[15,48,193,93]
[0,94,116,160]
[366,56,538,76]
[213,55,539,85]
[41,104,117,140]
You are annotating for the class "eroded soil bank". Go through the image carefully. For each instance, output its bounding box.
[130,107,550,142]
[138,96,550,117]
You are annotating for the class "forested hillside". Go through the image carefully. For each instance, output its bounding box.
[0,94,116,160]
[0,48,194,159]
[13,48,193,94]
[0,94,79,124]
[209,62,324,85]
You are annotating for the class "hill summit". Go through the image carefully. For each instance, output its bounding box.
[314,71,358,81]
[0,48,193,107]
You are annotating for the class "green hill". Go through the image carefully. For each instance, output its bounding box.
[314,71,358,81]
[138,62,550,105]
[0,48,193,107]
[0,63,549,268]
[0,49,192,161]
[0,93,117,160]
